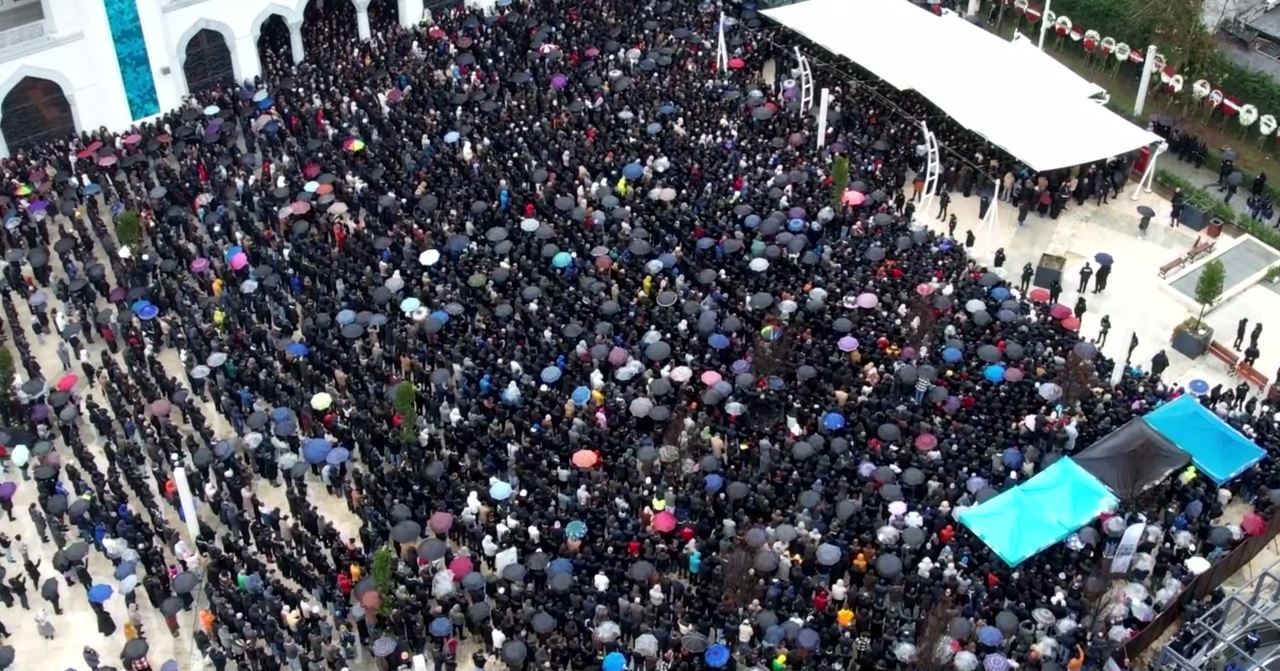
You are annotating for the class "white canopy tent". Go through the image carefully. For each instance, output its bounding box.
[761,0,1161,172]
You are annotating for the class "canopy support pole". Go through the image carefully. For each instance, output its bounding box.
[717,13,728,72]
[1038,0,1052,50]
[1134,45,1158,117]
[1130,140,1168,200]
[917,121,940,229]
[796,47,814,117]
[816,87,830,150]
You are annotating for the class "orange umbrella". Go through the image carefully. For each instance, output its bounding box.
[572,450,599,469]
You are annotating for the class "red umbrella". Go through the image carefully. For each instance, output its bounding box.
[652,511,677,533]
[1060,317,1081,331]
[1242,512,1267,536]
[728,57,745,70]
[449,556,474,579]
[1027,288,1050,302]
[1049,304,1072,319]
[303,162,321,179]
[54,373,77,392]
[76,141,102,159]
[386,88,404,103]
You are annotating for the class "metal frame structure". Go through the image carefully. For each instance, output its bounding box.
[1130,139,1169,200]
[1158,559,1280,671]
[918,120,940,228]
[795,46,813,116]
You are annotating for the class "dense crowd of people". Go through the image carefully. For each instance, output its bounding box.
[0,0,1274,670]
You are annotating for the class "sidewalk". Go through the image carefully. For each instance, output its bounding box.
[1159,154,1264,223]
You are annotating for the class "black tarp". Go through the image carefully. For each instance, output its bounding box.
[1072,419,1190,500]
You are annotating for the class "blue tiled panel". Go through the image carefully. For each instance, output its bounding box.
[102,0,159,120]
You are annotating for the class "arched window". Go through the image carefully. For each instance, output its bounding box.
[1,77,74,152]
[257,14,293,77]
[183,29,235,94]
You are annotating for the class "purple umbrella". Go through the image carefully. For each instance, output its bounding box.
[27,200,47,212]
[31,405,49,421]
[550,73,568,89]
[0,482,15,499]
[190,257,209,273]
[966,476,988,493]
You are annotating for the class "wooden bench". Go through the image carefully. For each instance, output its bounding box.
[1158,256,1187,278]
[1187,239,1216,262]
[1208,340,1240,369]
[1237,362,1270,390]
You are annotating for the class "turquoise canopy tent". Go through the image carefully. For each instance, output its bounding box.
[1142,395,1265,484]
[957,458,1117,566]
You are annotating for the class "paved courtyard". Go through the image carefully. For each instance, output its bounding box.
[0,161,1275,670]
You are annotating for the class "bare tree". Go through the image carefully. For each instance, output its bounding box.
[917,593,957,671]
[723,547,758,608]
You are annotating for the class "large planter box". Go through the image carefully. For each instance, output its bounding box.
[1171,324,1213,358]
[1033,253,1066,289]
[1179,202,1211,231]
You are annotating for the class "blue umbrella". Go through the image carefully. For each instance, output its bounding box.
[744,214,761,228]
[84,183,101,196]
[489,481,512,500]
[622,162,644,180]
[400,297,421,313]
[430,310,450,324]
[302,438,330,464]
[705,474,724,493]
[571,386,590,406]
[990,287,1011,300]
[548,558,574,575]
[552,251,572,268]
[708,333,730,350]
[978,625,1003,647]
[646,122,662,135]
[113,561,136,580]
[270,407,292,422]
[224,245,243,262]
[429,617,453,637]
[326,447,351,465]
[88,583,113,603]
[443,131,460,144]
[286,342,309,357]
[1002,448,1024,470]
[983,365,1005,383]
[823,412,845,430]
[603,652,627,671]
[130,300,151,315]
[1188,378,1210,396]
[565,520,587,539]
[1094,252,1114,266]
[336,309,356,325]
[659,103,676,115]
[705,644,731,669]
[787,218,806,232]
[256,95,274,110]
[137,304,159,321]
[541,366,562,383]
[943,347,963,363]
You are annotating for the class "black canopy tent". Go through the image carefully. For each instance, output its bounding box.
[1071,419,1190,501]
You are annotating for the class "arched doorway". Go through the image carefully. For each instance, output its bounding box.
[257,14,293,79]
[302,0,357,52]
[183,29,235,94]
[1,77,74,152]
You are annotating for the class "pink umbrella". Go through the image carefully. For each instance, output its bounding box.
[97,155,117,167]
[607,347,629,366]
[842,190,865,206]
[386,88,404,103]
[652,511,677,533]
[914,434,938,451]
[700,371,722,386]
[429,512,454,534]
[291,201,311,215]
[449,556,474,579]
[1003,368,1024,382]
[1242,512,1267,536]
[123,133,142,146]
[916,283,934,296]
[230,252,249,270]
[190,257,209,272]
[1049,304,1072,319]
[856,293,879,309]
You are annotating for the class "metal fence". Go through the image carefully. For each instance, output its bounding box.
[1123,513,1280,659]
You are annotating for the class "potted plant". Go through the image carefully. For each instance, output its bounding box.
[1171,258,1224,358]
[1265,265,1280,285]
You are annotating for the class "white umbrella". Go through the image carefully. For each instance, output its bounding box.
[420,250,440,266]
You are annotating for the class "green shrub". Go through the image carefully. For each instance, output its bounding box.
[115,210,141,248]
[831,155,850,208]
[393,381,417,444]
[1154,170,1280,251]
[1195,258,1226,330]
[0,348,13,401]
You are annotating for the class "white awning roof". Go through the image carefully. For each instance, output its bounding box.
[762,0,1161,171]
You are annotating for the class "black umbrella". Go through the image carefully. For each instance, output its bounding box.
[122,639,149,660]
[40,577,57,598]
[391,521,422,543]
[173,572,198,593]
[418,539,447,561]
[64,540,88,561]
[45,495,68,516]
[0,645,12,668]
[161,596,184,616]
[532,611,557,633]
[501,641,528,665]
